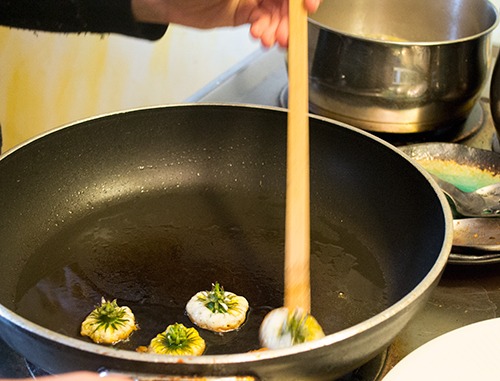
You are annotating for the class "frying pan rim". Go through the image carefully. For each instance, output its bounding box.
[0,103,453,365]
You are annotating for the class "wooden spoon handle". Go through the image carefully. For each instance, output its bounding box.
[284,0,311,313]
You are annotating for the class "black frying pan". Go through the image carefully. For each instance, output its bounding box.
[0,105,451,380]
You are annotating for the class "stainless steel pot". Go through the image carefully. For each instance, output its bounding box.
[0,105,452,380]
[308,0,499,133]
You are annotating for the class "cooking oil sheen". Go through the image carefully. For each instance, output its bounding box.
[14,192,388,355]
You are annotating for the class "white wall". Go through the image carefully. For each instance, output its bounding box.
[491,0,500,44]
[0,25,260,151]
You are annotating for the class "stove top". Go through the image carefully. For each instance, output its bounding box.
[1,46,499,380]
[0,337,32,378]
[188,46,500,378]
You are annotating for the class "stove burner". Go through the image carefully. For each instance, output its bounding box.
[493,132,500,152]
[25,360,50,378]
[278,85,485,146]
[337,348,390,381]
[23,348,391,381]
[374,102,485,146]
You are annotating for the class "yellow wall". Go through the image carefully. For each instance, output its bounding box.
[0,25,259,151]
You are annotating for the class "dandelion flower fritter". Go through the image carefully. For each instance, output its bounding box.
[148,323,206,356]
[80,298,138,345]
[259,307,325,350]
[186,282,249,332]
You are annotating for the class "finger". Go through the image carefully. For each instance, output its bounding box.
[46,371,131,381]
[250,20,277,47]
[275,16,289,47]
[250,14,270,39]
[306,0,322,12]
[274,0,289,47]
[260,8,281,47]
[259,29,277,47]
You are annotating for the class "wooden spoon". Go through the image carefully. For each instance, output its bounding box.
[284,0,311,313]
[258,1,325,349]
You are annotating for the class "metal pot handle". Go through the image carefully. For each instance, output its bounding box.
[100,370,258,381]
[489,54,500,150]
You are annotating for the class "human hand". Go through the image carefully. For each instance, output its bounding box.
[131,0,322,47]
[2,371,132,381]
[246,0,322,47]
